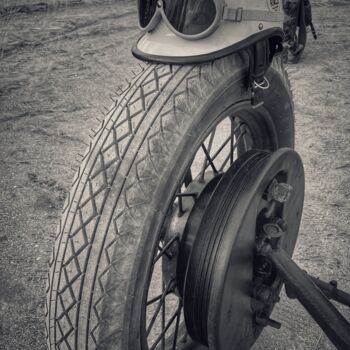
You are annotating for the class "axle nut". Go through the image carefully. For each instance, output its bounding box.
[270,180,293,203]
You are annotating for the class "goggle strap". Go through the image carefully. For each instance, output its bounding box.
[223,7,284,23]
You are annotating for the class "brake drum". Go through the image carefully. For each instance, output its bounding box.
[177,148,305,349]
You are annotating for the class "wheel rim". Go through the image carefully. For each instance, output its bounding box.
[140,103,279,350]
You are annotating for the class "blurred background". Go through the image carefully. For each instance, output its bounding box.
[0,0,349,349]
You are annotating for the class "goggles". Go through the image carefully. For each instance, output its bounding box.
[138,0,284,40]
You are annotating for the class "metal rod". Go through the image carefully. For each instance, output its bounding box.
[308,276,350,308]
[267,248,350,350]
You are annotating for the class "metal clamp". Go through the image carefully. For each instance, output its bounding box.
[223,7,243,22]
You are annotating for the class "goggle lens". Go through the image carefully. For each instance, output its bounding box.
[138,0,217,36]
[164,0,217,35]
[138,0,158,28]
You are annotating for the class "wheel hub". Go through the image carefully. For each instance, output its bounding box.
[161,173,222,292]
[176,148,305,349]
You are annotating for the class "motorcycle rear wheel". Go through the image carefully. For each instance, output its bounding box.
[46,52,294,350]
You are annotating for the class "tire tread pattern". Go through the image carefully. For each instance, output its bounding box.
[46,53,290,350]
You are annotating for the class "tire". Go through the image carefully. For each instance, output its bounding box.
[46,52,294,350]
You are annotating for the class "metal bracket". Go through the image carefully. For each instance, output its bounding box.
[256,225,350,350]
[248,37,283,108]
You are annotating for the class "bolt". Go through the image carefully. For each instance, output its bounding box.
[263,223,283,239]
[264,223,280,236]
[254,285,281,305]
[269,180,293,203]
[255,258,272,279]
[254,285,273,303]
[255,315,282,329]
[266,318,282,329]
[330,280,338,288]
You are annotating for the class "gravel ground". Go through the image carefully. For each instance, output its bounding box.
[0,1,349,349]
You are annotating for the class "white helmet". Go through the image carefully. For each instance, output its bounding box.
[132,0,285,63]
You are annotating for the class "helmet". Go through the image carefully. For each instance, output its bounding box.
[132,0,285,64]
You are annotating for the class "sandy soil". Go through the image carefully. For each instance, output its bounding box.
[0,1,349,349]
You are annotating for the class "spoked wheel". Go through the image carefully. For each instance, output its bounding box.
[142,115,262,350]
[46,53,295,350]
[142,147,304,350]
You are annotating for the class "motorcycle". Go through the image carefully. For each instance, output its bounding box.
[283,0,317,60]
[45,1,348,349]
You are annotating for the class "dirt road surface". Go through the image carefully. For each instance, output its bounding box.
[0,1,349,349]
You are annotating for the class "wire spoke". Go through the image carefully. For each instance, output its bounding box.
[147,289,173,306]
[161,281,166,350]
[201,144,218,174]
[201,131,244,174]
[172,301,183,350]
[199,129,216,179]
[175,191,197,215]
[219,132,246,172]
[209,134,231,163]
[178,195,184,216]
[149,301,183,350]
[158,244,172,259]
[183,169,193,187]
[241,129,251,152]
[153,236,179,265]
[146,281,175,336]
[230,118,235,165]
[219,152,232,173]
[201,122,245,177]
[207,128,216,153]
[175,192,198,198]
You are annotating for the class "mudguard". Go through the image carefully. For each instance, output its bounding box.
[132,0,285,64]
